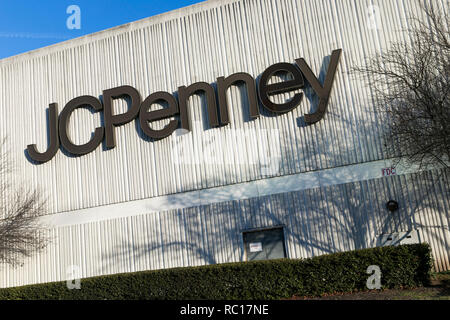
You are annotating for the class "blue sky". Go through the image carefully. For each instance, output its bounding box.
[0,0,205,59]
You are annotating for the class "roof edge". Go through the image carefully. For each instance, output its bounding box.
[0,0,235,66]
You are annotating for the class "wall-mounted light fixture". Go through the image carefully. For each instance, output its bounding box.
[386,200,399,212]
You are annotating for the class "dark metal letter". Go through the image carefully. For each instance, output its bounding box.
[26,103,60,163]
[295,49,342,124]
[59,96,104,155]
[139,91,179,140]
[103,85,142,149]
[178,82,219,131]
[216,72,259,125]
[258,63,304,113]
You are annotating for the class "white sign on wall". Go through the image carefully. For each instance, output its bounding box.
[249,242,263,253]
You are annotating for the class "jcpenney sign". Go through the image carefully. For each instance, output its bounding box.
[26,49,342,163]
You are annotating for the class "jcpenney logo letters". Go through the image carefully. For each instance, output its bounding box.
[26,49,342,163]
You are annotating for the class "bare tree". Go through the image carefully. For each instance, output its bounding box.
[353,2,450,169]
[0,139,48,266]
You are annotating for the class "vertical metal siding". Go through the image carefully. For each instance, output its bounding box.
[2,0,446,214]
[1,168,448,287]
[0,0,449,287]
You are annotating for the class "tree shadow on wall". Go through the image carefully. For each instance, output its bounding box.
[98,98,450,276]
[95,45,450,273]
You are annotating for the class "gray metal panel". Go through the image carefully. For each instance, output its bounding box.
[1,0,447,215]
[0,0,449,288]
[1,168,449,287]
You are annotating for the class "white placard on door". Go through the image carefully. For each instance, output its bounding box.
[249,242,263,252]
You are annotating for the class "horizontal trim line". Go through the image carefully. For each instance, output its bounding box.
[39,158,440,227]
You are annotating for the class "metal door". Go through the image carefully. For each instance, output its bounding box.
[243,227,286,261]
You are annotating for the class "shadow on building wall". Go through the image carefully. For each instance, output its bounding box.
[98,85,449,274]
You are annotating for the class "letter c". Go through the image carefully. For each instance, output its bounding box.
[59,95,104,155]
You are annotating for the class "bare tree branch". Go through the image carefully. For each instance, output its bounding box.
[352,2,450,169]
[0,139,49,267]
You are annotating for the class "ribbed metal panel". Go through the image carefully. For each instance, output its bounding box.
[1,168,448,287]
[0,0,449,287]
[1,0,446,214]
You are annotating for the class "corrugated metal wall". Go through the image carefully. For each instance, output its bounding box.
[1,168,448,288]
[2,0,447,214]
[0,0,449,287]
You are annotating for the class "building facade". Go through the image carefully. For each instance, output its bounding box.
[0,0,449,288]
